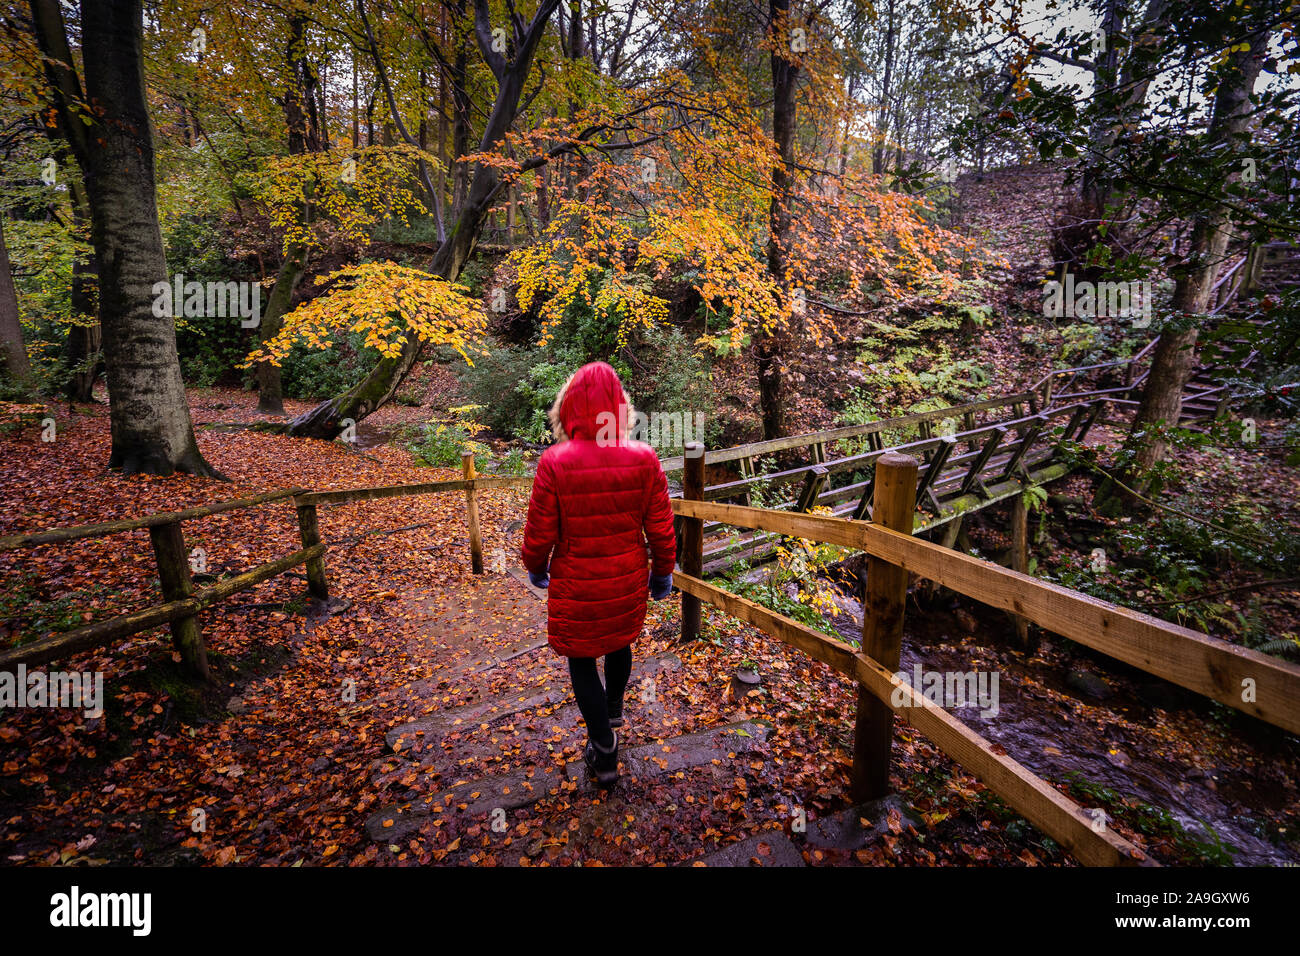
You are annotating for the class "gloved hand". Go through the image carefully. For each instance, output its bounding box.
[528,568,550,589]
[649,572,673,600]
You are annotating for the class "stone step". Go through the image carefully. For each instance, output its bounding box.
[386,651,682,753]
[365,767,565,842]
[803,794,923,851]
[689,831,806,867]
[386,684,567,754]
[564,719,772,793]
[365,717,770,843]
[681,794,923,866]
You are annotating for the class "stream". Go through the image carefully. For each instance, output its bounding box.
[820,578,1299,865]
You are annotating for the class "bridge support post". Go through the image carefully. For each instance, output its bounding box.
[148,520,211,681]
[850,452,917,803]
[680,442,704,642]
[921,516,964,602]
[462,452,484,574]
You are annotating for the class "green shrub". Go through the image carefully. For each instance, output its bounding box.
[459,343,583,441]
[281,331,383,400]
[493,448,530,476]
[404,421,478,467]
[167,213,261,388]
[400,405,492,469]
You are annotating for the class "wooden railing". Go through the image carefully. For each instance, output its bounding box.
[0,467,532,679]
[693,402,1100,574]
[672,443,1300,866]
[0,489,312,679]
[659,393,1035,475]
[8,438,1297,865]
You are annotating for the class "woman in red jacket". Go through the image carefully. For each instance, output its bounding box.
[521,362,677,786]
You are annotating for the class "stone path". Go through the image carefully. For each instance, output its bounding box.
[367,718,770,841]
[360,565,922,865]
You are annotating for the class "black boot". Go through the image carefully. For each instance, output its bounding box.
[584,732,619,787]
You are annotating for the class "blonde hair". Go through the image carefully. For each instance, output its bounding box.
[548,368,637,441]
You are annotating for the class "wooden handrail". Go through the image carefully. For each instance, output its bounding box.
[297,475,531,506]
[1,469,533,675]
[0,488,307,551]
[672,498,1300,736]
[0,544,326,669]
[673,571,1150,866]
[658,394,1033,473]
[1028,357,1134,396]
[1131,337,1160,364]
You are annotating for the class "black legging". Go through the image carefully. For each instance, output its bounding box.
[568,646,633,749]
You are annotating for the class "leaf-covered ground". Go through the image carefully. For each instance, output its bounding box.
[2,388,1296,867]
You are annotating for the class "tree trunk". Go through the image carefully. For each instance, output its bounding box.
[1054,0,1168,273]
[758,0,798,440]
[31,0,218,476]
[872,0,897,176]
[450,0,472,218]
[256,13,327,414]
[38,71,102,401]
[0,217,32,384]
[66,205,103,404]
[256,243,308,415]
[1098,15,1269,508]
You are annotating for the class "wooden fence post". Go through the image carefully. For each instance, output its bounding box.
[295,502,329,599]
[850,452,918,803]
[462,451,484,574]
[148,520,211,681]
[680,441,704,642]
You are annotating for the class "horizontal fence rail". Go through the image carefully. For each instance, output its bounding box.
[297,474,532,506]
[672,497,1300,737]
[0,488,306,552]
[0,544,326,670]
[0,489,320,679]
[673,570,1150,866]
[0,474,530,678]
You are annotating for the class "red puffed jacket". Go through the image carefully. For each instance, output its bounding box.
[521,362,677,658]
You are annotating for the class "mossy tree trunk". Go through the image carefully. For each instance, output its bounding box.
[1096,18,1269,513]
[31,0,218,476]
[0,217,32,384]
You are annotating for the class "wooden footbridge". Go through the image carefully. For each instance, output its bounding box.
[657,240,1297,577]
[657,331,1243,575]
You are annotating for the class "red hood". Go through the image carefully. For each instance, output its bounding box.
[561,362,628,441]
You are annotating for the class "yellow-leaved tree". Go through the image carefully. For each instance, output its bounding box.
[241,261,484,371]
